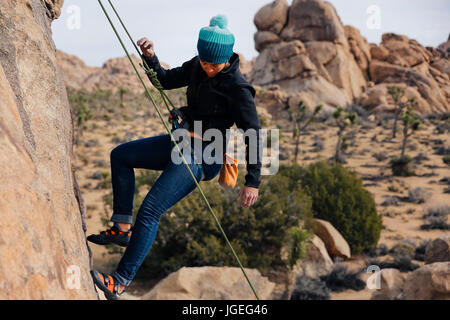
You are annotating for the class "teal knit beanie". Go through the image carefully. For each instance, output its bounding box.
[197,15,235,64]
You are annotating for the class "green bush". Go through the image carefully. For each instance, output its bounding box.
[390,155,415,176]
[299,160,382,254]
[102,166,316,279]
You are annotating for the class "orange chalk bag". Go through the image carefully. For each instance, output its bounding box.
[218,153,238,189]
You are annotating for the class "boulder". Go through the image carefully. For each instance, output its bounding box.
[425,235,450,264]
[320,44,367,100]
[280,0,348,46]
[295,235,334,279]
[369,60,448,114]
[345,25,371,79]
[371,268,407,300]
[402,262,450,300]
[0,0,97,299]
[254,31,281,52]
[285,80,350,111]
[254,84,291,121]
[431,58,450,77]
[313,219,351,259]
[254,0,289,35]
[381,33,432,68]
[271,40,307,62]
[141,266,275,300]
[370,44,390,61]
[358,82,428,114]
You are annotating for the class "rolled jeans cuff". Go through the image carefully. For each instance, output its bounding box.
[112,270,132,287]
[110,213,133,224]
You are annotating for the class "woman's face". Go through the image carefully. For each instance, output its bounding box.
[200,60,230,78]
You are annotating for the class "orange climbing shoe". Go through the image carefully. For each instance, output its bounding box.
[91,270,126,300]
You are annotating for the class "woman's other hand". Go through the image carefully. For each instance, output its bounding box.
[137,37,155,58]
[237,185,258,208]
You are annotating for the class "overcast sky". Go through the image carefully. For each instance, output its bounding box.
[52,0,450,68]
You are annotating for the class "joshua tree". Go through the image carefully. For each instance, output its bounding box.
[332,106,357,163]
[400,99,421,158]
[286,100,322,163]
[387,86,407,139]
[390,99,422,176]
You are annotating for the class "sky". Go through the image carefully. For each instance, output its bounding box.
[52,0,450,68]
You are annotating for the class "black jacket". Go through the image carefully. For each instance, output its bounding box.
[142,52,262,188]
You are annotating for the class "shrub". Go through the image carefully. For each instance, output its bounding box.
[364,243,389,257]
[443,155,450,166]
[421,216,450,230]
[381,196,400,207]
[407,187,432,204]
[290,276,330,300]
[320,264,365,292]
[389,241,416,259]
[110,165,316,279]
[366,256,420,273]
[390,155,415,176]
[372,152,387,162]
[299,160,382,254]
[414,240,431,261]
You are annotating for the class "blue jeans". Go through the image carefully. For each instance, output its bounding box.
[108,133,223,286]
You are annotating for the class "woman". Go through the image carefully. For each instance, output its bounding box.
[88,14,262,300]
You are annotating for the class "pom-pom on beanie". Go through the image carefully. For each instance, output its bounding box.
[197,14,235,64]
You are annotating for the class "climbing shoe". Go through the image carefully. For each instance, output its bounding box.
[91,270,125,300]
[87,225,131,247]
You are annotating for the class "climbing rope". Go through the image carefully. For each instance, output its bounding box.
[98,0,260,300]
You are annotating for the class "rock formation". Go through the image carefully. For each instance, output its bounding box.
[0,0,97,299]
[250,0,367,111]
[250,0,449,114]
[57,50,252,93]
[56,50,161,93]
[141,266,275,300]
[361,33,449,114]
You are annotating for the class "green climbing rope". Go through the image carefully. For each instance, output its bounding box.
[98,0,260,300]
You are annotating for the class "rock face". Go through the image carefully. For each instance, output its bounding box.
[141,266,275,300]
[0,0,97,299]
[425,235,450,264]
[313,219,351,259]
[402,262,450,300]
[249,0,449,114]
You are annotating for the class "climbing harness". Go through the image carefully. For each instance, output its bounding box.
[97,0,260,300]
